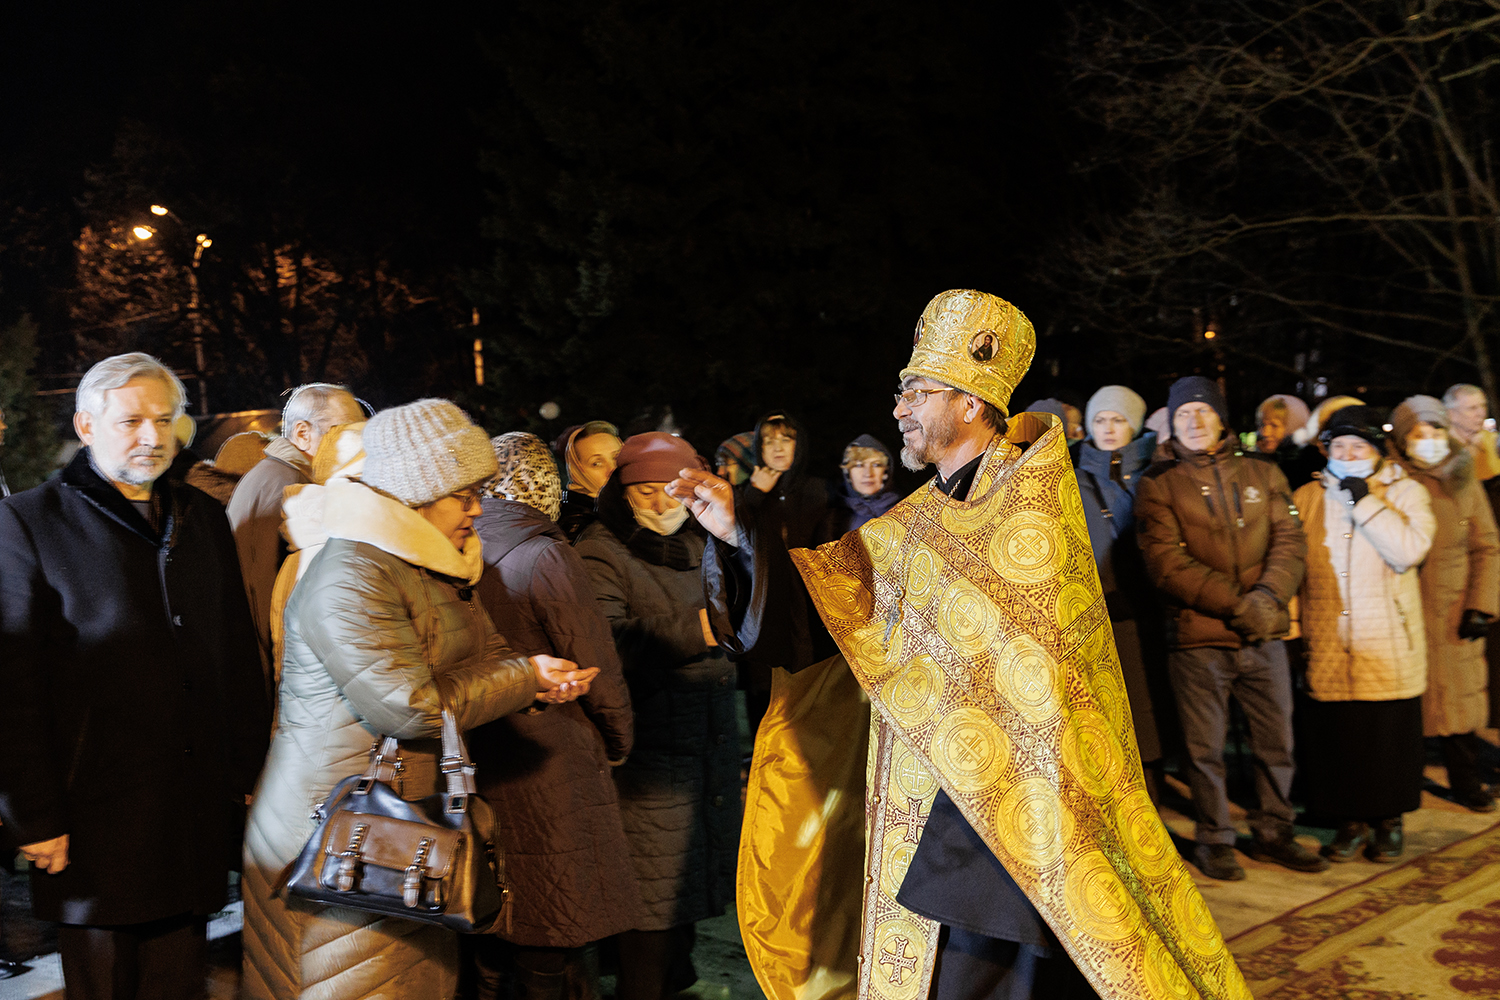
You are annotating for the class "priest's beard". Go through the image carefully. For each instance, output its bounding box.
[900,405,961,472]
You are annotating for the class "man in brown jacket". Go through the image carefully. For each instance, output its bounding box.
[226,382,363,686]
[1136,376,1326,881]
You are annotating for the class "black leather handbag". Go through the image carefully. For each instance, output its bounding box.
[281,708,509,933]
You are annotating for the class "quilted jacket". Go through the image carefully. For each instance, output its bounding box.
[468,498,645,947]
[1295,463,1435,702]
[241,480,541,1000]
[1135,436,1306,649]
[576,500,739,932]
[1400,450,1500,734]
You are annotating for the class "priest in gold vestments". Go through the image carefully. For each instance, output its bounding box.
[669,290,1250,1000]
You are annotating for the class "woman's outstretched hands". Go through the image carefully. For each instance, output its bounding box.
[665,468,737,545]
[532,654,599,704]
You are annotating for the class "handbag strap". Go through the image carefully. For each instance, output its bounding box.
[437,706,479,814]
[361,705,477,815]
[364,736,403,784]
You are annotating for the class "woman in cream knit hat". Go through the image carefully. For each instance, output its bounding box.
[243,399,598,1000]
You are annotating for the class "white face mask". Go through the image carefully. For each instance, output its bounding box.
[1408,437,1450,466]
[630,499,689,536]
[1325,457,1377,481]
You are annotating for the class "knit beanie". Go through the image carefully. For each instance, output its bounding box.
[1085,386,1147,437]
[1166,376,1230,430]
[1144,407,1169,439]
[1389,395,1448,451]
[714,432,755,486]
[487,432,562,522]
[615,432,705,485]
[1320,404,1385,449]
[1255,394,1310,436]
[361,399,497,506]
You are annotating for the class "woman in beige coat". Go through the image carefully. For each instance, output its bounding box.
[1391,396,1500,811]
[242,400,596,1000]
[1294,406,1435,863]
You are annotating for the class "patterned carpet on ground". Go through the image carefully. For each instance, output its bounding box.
[1228,822,1500,998]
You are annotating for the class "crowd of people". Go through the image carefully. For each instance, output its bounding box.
[1,325,1497,1000]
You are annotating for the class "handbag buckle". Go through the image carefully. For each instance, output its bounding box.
[403,837,435,908]
[439,754,465,775]
[336,823,369,892]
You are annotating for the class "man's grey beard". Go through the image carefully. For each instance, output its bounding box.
[103,453,168,487]
[899,405,961,472]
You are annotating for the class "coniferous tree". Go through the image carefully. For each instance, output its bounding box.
[0,314,60,490]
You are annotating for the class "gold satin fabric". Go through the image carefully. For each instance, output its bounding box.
[738,413,1250,1000]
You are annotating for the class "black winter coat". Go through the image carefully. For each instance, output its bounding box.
[469,499,643,947]
[1075,434,1170,762]
[0,449,270,925]
[576,485,739,932]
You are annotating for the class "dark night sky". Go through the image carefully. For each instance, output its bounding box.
[1,3,1084,476]
[4,5,1070,260]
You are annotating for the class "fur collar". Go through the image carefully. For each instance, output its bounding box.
[1400,444,1473,486]
[318,479,483,583]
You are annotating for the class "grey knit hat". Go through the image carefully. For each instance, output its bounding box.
[1085,385,1147,438]
[1390,395,1448,451]
[361,399,497,507]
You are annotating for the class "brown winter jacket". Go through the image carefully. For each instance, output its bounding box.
[227,436,311,683]
[469,498,645,948]
[1135,436,1306,650]
[1401,450,1500,734]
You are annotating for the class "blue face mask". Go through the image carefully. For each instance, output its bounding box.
[1326,457,1377,481]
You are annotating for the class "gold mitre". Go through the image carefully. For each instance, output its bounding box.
[901,289,1036,416]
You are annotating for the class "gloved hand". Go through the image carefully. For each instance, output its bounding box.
[1230,588,1289,644]
[1339,476,1369,502]
[1459,608,1493,641]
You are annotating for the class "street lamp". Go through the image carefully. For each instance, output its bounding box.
[132,204,211,413]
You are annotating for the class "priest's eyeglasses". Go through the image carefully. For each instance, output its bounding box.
[893,387,961,407]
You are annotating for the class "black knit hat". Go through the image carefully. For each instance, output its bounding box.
[1319,405,1385,449]
[1166,376,1230,430]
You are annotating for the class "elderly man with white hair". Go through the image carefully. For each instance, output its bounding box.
[0,352,269,1000]
[1445,383,1500,484]
[227,382,365,683]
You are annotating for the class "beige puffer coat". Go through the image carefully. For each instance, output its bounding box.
[242,480,541,1000]
[1401,450,1500,735]
[1295,462,1435,702]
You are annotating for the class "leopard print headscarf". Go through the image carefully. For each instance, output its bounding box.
[485,432,563,522]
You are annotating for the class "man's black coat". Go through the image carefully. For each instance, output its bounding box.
[0,449,270,925]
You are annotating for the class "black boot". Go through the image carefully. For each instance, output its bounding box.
[1366,816,1404,863]
[1440,734,1496,812]
[1321,821,1371,863]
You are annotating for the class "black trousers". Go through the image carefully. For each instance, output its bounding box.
[614,926,696,1000]
[57,913,207,1000]
[468,939,601,1000]
[932,928,1101,1000]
